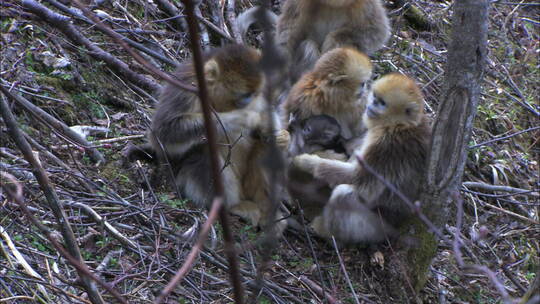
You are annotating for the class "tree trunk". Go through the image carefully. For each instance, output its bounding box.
[386,0,489,301]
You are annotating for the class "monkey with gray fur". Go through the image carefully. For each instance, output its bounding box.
[276,0,390,81]
[236,0,389,82]
[126,44,285,230]
[294,73,431,244]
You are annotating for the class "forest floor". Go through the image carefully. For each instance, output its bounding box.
[0,0,538,303]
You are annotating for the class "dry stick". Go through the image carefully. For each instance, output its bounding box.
[154,0,188,33]
[225,0,242,43]
[156,0,244,303]
[298,276,340,304]
[22,0,160,93]
[42,0,179,66]
[452,195,512,303]
[463,181,539,197]
[469,126,540,149]
[331,237,360,304]
[71,202,138,249]
[183,0,243,300]
[295,199,329,303]
[0,98,106,304]
[251,4,288,302]
[68,0,196,93]
[155,197,224,303]
[21,132,94,193]
[0,86,105,164]
[0,173,128,304]
[196,14,235,42]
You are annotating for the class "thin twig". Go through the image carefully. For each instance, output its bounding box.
[331,237,361,304]
[69,0,196,93]
[155,0,244,303]
[0,95,107,304]
[0,86,105,164]
[155,197,224,303]
[0,173,128,304]
[22,0,160,93]
[469,126,540,148]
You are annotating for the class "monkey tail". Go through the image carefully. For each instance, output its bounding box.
[236,6,278,42]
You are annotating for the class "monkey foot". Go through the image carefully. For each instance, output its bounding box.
[370,251,385,269]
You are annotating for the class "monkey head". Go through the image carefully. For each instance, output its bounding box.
[204,45,264,112]
[364,73,424,129]
[288,114,344,156]
[310,48,373,109]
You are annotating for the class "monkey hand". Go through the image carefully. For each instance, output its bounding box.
[292,153,321,174]
[275,129,290,150]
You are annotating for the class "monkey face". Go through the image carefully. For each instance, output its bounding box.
[288,114,343,155]
[204,45,264,112]
[365,73,424,128]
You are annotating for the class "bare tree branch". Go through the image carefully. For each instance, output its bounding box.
[0,86,105,164]
[22,0,161,93]
[155,0,244,302]
[0,97,107,304]
[0,173,128,304]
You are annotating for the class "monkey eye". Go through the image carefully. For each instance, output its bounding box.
[236,92,254,107]
[405,108,412,115]
[374,97,386,107]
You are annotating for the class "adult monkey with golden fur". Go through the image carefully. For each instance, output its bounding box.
[276,0,390,81]
[282,47,373,144]
[294,73,431,243]
[133,44,282,228]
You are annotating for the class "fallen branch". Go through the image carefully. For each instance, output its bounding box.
[69,0,197,93]
[1,173,128,304]
[155,0,244,303]
[70,202,139,249]
[42,0,179,66]
[463,181,539,197]
[0,85,105,164]
[23,0,160,93]
[298,275,341,304]
[0,96,108,304]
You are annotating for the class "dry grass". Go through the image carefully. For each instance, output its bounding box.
[0,0,538,303]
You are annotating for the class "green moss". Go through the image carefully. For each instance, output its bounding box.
[400,216,438,292]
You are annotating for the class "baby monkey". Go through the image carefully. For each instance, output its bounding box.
[287,114,347,157]
[286,114,348,220]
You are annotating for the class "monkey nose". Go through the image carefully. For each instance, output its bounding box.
[367,106,378,118]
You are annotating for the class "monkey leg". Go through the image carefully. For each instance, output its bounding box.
[313,184,396,244]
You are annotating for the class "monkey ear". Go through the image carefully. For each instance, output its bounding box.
[328,73,348,85]
[204,59,220,82]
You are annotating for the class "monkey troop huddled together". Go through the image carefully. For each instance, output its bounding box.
[126,0,432,245]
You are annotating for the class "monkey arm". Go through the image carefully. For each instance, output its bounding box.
[293,154,357,186]
[153,110,261,148]
[313,150,348,161]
